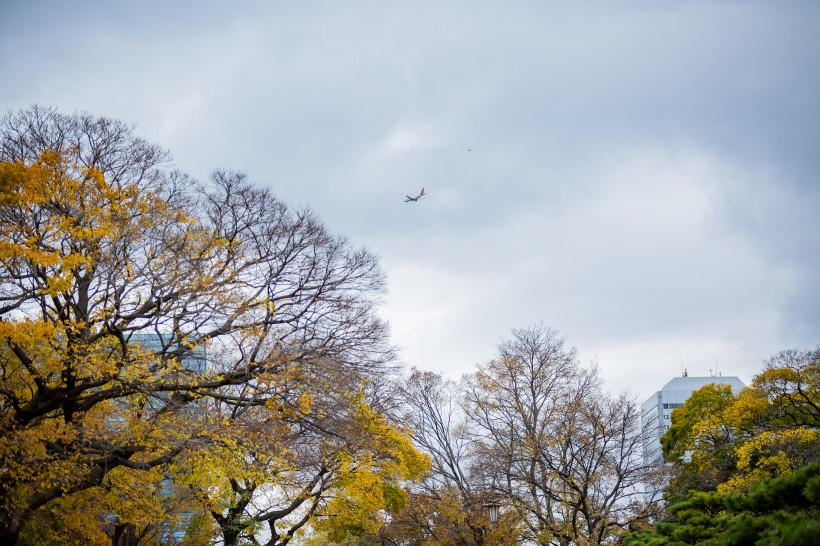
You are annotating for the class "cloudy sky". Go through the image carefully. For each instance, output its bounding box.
[2,0,818,400]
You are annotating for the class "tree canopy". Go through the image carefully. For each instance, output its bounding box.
[0,106,422,545]
[659,348,820,507]
[630,348,820,544]
[625,458,820,546]
[2,105,816,546]
[367,327,662,546]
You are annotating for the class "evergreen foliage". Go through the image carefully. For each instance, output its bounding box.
[625,459,820,545]
[626,348,820,545]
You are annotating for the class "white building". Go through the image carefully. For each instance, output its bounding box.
[641,374,746,464]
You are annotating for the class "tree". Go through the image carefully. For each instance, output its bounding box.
[379,369,518,546]
[204,376,429,546]
[659,384,740,505]
[718,348,820,492]
[624,459,820,546]
[303,368,525,546]
[0,106,397,544]
[463,326,659,546]
[628,348,820,545]
[660,384,737,464]
[753,348,820,429]
[658,348,820,504]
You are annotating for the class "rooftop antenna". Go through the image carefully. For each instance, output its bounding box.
[681,356,687,377]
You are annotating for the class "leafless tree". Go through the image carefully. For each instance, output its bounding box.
[402,370,473,494]
[365,368,531,546]
[464,326,660,546]
[396,369,492,545]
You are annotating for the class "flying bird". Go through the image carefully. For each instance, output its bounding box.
[405,187,426,203]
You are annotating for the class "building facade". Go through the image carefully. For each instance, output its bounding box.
[641,374,746,464]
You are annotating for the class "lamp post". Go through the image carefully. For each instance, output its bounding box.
[486,501,500,530]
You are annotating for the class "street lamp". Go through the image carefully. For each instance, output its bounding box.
[486,501,500,530]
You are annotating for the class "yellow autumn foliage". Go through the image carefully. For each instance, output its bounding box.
[718,427,820,492]
[2,107,401,545]
[663,349,820,497]
[311,396,430,543]
[0,150,234,542]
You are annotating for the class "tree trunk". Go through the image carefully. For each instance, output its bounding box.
[0,512,23,546]
[111,522,138,546]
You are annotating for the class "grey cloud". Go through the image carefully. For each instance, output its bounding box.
[1,0,818,396]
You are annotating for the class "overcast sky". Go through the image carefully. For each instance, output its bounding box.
[2,0,819,400]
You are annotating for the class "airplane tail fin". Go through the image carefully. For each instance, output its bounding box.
[421,187,425,195]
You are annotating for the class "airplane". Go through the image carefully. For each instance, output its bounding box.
[404,187,426,203]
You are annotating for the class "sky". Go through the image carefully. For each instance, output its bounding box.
[2,0,819,401]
